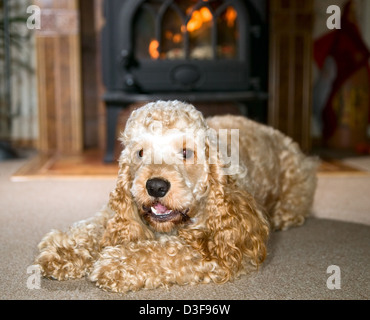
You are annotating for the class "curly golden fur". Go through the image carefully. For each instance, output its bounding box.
[35,100,318,293]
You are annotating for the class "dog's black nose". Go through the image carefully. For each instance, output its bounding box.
[146,178,170,198]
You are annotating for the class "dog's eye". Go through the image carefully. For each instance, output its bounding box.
[182,148,193,159]
[137,149,144,158]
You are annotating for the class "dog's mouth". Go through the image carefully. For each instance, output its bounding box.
[142,202,190,223]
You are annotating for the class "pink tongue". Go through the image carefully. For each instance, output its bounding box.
[154,203,168,214]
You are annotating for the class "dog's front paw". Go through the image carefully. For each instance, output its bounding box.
[89,246,151,293]
[89,261,131,293]
[35,230,94,280]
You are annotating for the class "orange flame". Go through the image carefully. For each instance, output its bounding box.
[172,33,182,43]
[225,7,237,28]
[149,39,159,59]
[186,7,212,32]
[165,31,183,44]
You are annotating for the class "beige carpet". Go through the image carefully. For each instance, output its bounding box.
[1,159,369,300]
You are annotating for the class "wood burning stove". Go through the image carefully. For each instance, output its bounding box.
[102,0,268,162]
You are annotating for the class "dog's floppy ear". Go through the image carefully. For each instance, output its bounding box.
[180,139,270,283]
[101,160,153,247]
[204,165,270,281]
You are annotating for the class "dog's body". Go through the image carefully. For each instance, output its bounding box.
[35,101,317,293]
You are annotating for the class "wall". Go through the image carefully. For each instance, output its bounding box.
[0,0,38,146]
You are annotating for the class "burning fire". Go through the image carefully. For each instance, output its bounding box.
[186,7,212,32]
[165,31,182,44]
[149,39,159,59]
[225,7,237,28]
[147,6,238,59]
[186,6,237,32]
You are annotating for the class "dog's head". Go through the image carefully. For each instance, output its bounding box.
[116,100,210,233]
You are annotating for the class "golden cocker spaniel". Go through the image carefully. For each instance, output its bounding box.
[35,101,318,293]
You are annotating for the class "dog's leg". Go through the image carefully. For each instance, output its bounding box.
[89,237,228,293]
[35,206,113,280]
